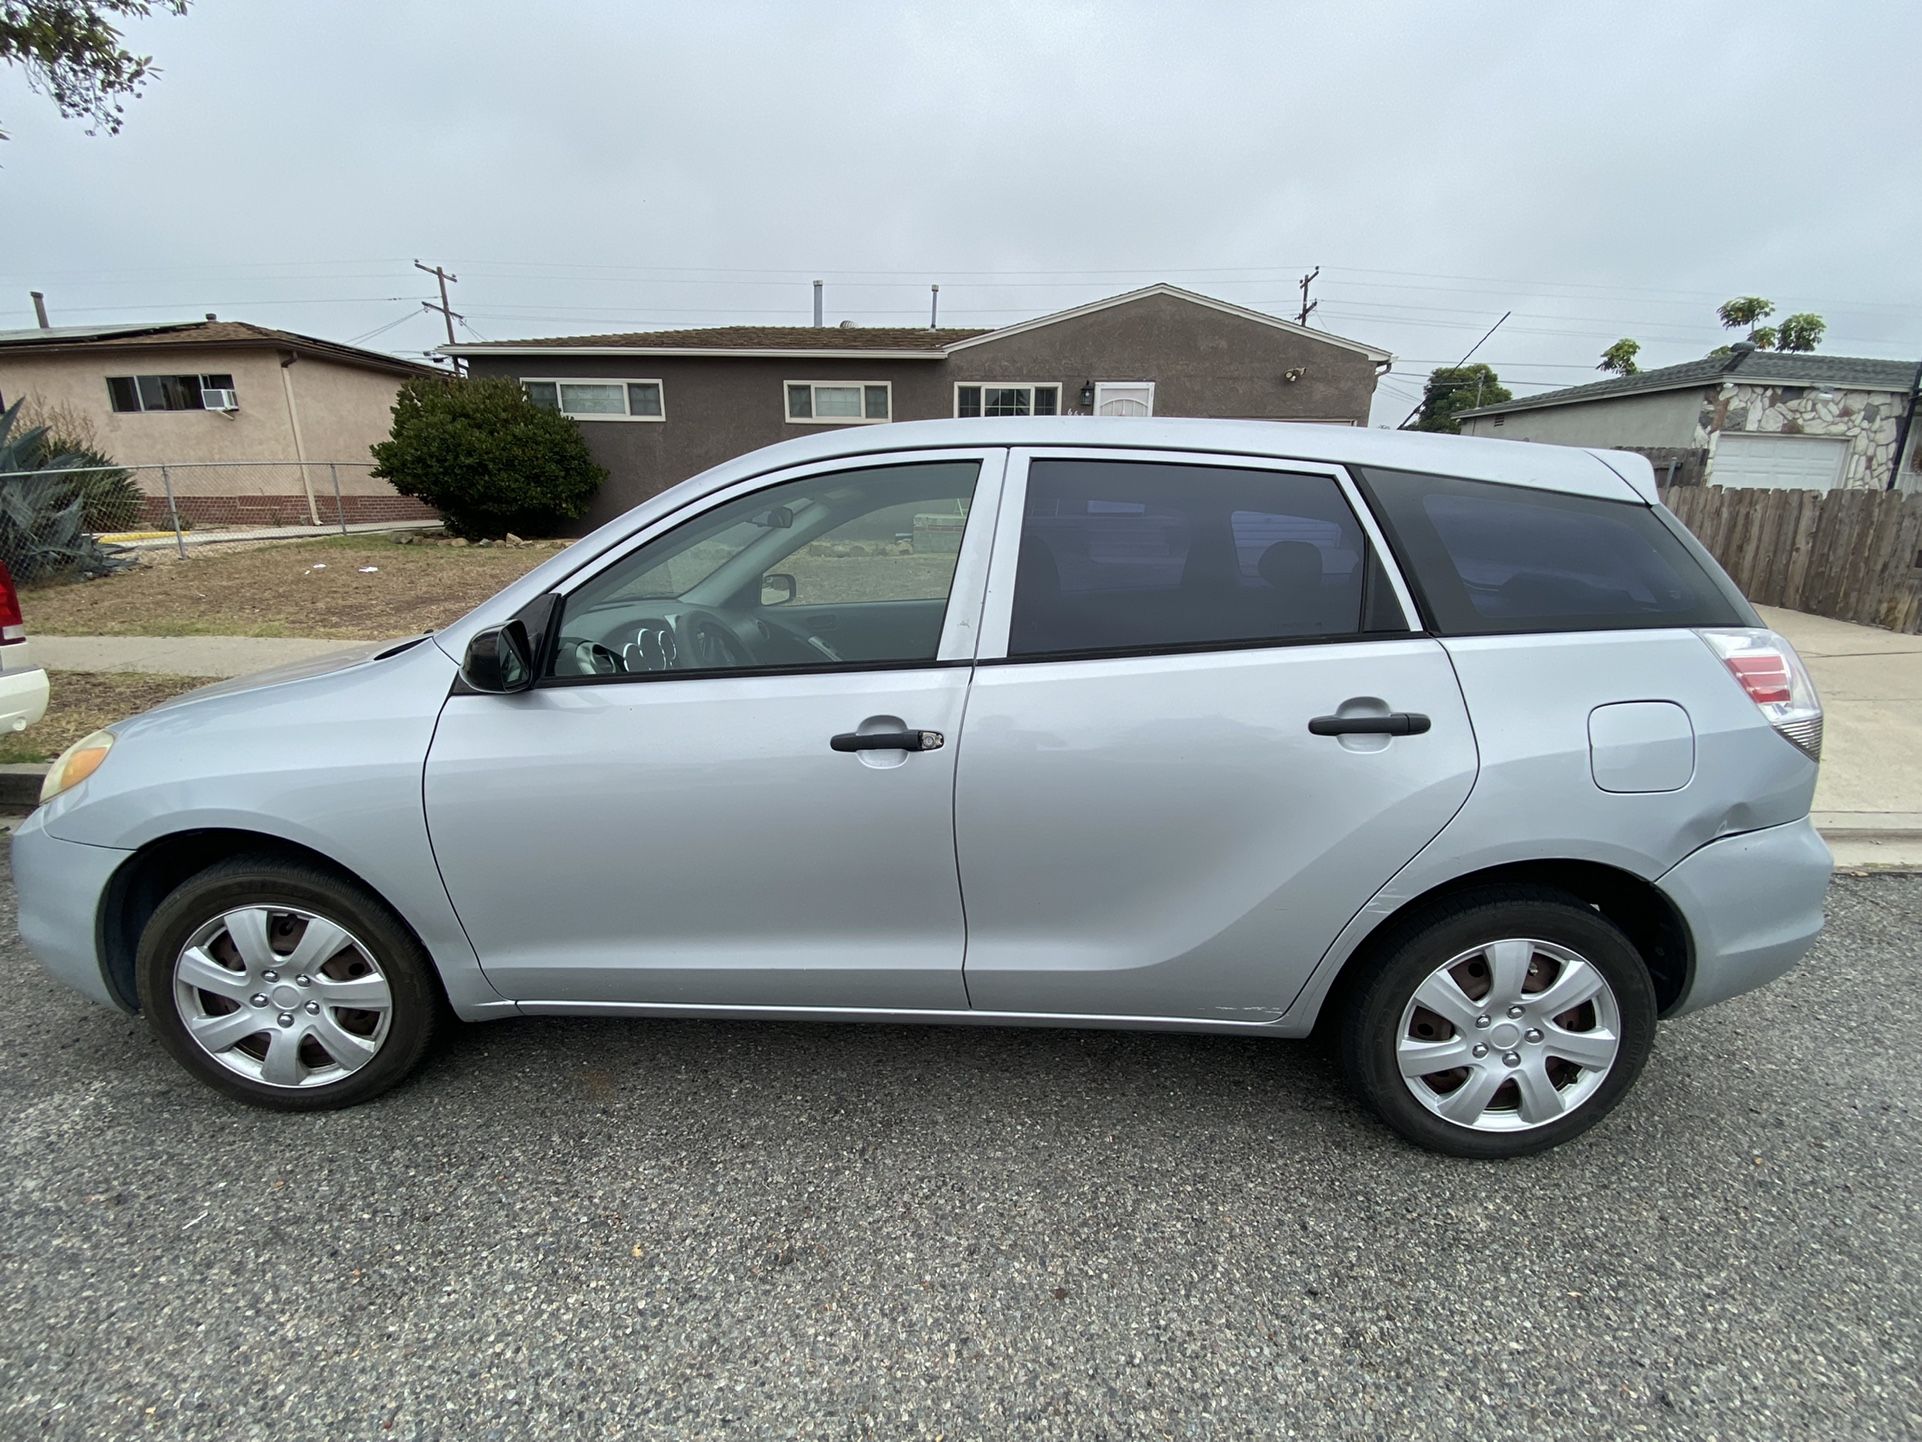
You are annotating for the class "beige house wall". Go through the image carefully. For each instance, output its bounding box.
[0,346,410,496]
[283,357,410,493]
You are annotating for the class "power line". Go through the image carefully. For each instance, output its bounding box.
[1399,312,1511,429]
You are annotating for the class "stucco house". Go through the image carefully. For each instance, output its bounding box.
[0,318,441,524]
[447,283,1395,525]
[1457,346,1922,493]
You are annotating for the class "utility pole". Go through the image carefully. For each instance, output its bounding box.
[1297,267,1320,326]
[414,259,463,372]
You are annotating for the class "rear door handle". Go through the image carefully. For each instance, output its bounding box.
[1308,712,1431,737]
[830,729,945,753]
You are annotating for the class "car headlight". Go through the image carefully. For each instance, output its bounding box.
[40,729,115,804]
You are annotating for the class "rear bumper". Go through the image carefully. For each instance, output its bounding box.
[10,805,131,1012]
[0,653,48,734]
[1658,816,1832,1016]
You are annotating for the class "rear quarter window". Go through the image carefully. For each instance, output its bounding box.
[1356,467,1746,634]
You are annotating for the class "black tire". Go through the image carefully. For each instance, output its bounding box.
[135,856,442,1111]
[1339,887,1657,1159]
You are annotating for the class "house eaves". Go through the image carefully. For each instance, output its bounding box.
[441,344,950,360]
[1460,351,1922,421]
[941,282,1395,365]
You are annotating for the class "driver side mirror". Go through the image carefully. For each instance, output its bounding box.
[461,618,536,694]
[760,572,797,607]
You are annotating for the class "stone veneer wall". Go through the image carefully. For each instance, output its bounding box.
[1698,382,1908,489]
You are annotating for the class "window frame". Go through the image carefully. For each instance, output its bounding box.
[975,447,1419,664]
[953,382,1062,419]
[525,446,1010,688]
[522,377,666,422]
[105,372,235,414]
[784,380,892,426]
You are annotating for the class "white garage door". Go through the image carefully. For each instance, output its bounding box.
[1710,433,1850,491]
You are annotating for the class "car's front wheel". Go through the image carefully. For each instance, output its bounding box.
[1340,888,1657,1158]
[135,857,441,1110]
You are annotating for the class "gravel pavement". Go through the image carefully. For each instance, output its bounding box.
[1,870,1917,1441]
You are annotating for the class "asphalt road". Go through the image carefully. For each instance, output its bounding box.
[1,872,1917,1441]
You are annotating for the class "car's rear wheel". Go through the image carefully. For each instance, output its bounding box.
[135,858,440,1110]
[1340,889,1657,1158]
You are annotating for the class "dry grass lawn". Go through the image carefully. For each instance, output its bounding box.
[0,671,210,764]
[21,535,557,640]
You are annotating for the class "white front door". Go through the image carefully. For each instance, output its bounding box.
[1709,432,1850,491]
[1093,381,1155,417]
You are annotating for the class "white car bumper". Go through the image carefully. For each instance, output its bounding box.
[0,641,48,734]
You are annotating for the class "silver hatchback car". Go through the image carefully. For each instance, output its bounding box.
[15,419,1831,1157]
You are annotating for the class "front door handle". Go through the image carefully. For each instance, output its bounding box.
[1308,712,1431,737]
[830,729,945,753]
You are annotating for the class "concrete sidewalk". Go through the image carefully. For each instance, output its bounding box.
[1757,606,1922,867]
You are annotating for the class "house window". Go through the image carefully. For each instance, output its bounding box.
[523,379,665,421]
[955,383,1060,418]
[785,381,891,424]
[106,373,236,413]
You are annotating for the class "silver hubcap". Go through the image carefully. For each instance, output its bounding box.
[172,906,393,1089]
[1396,938,1621,1133]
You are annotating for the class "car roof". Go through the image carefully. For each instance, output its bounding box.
[682,416,1656,504]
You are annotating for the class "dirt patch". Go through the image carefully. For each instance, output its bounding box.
[0,671,211,764]
[20,535,559,641]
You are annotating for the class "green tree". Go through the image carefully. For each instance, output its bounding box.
[1598,338,1641,376]
[1716,296,1775,336]
[0,0,187,139]
[371,377,606,540]
[1414,364,1511,433]
[1615,294,1827,367]
[1775,313,1827,353]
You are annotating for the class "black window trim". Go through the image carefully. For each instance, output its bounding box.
[984,449,1424,667]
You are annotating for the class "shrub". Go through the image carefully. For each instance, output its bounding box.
[0,403,134,582]
[371,376,606,539]
[9,396,143,531]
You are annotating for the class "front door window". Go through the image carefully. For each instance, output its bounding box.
[551,460,979,678]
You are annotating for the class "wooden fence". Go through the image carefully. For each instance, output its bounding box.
[1660,485,1922,634]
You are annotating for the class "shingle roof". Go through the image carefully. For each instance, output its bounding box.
[0,319,440,377]
[455,325,988,352]
[1462,350,1922,418]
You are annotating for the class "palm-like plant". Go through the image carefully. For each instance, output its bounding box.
[0,401,134,582]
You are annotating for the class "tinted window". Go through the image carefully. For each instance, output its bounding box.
[1358,467,1744,634]
[1010,459,1374,657]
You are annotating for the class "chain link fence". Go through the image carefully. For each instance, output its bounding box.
[0,460,439,580]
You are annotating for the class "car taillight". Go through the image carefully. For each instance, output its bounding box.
[1696,628,1823,762]
[0,560,22,644]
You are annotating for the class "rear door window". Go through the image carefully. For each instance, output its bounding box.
[1357,468,1745,634]
[1009,458,1380,657]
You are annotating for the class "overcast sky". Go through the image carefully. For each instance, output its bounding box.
[6,1,1919,425]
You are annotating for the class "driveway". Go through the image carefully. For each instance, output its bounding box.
[1,870,1917,1440]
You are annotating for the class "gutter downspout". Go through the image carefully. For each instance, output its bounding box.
[1885,359,1922,493]
[278,351,320,525]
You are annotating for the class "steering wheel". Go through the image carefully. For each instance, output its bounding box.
[683,615,755,670]
[555,638,623,676]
